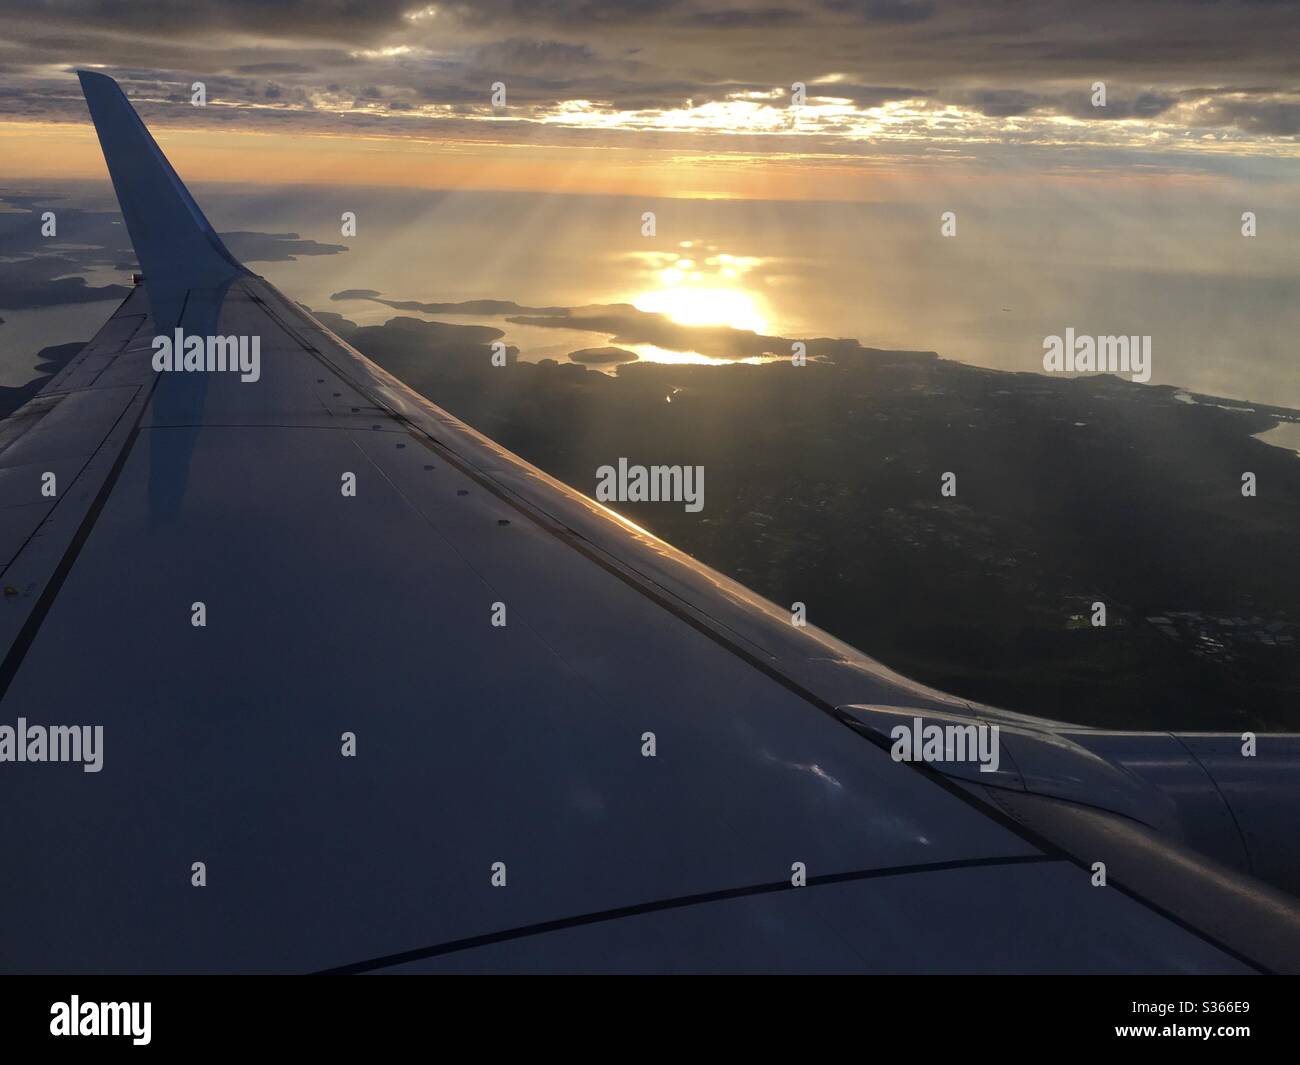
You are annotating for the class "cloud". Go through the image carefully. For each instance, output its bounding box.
[5,1,411,42]
[475,38,599,71]
[1180,94,1300,136]
[686,6,802,28]
[820,0,935,24]
[0,0,1294,175]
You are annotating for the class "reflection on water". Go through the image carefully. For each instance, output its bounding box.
[0,301,114,386]
[246,185,1300,408]
[628,241,771,335]
[633,286,769,335]
[5,180,1300,408]
[619,343,777,367]
[1256,422,1300,457]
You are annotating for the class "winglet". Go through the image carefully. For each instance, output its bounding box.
[77,71,244,321]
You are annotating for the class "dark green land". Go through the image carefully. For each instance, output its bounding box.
[317,311,1300,732]
[10,310,1296,732]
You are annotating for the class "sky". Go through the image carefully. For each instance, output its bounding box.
[0,1,1297,198]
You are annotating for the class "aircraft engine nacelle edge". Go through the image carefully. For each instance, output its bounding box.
[837,704,1300,899]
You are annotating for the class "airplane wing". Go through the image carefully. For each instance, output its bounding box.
[0,71,1296,974]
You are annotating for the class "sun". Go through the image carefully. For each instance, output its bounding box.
[634,285,769,334]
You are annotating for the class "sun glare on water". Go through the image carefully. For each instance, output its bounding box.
[631,245,771,335]
[634,285,769,334]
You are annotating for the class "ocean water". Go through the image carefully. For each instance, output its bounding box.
[2,180,1298,410]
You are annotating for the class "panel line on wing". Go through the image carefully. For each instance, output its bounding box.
[317,854,1063,975]
[0,374,161,703]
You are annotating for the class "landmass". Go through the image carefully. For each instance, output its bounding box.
[7,299,1298,731]
[313,309,1300,731]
